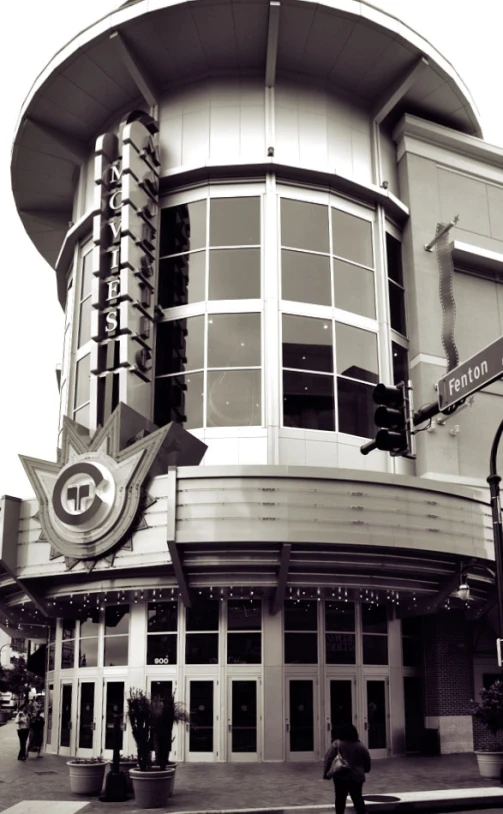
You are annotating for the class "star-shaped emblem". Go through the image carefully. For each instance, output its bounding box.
[20,406,173,570]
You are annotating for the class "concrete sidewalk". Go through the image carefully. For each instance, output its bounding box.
[0,720,502,814]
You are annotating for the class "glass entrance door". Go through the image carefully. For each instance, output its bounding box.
[363,678,388,758]
[102,680,125,758]
[325,677,355,750]
[76,681,96,757]
[286,678,317,760]
[186,679,216,762]
[59,683,73,754]
[227,679,259,761]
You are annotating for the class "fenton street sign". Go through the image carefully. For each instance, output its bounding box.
[437,335,503,411]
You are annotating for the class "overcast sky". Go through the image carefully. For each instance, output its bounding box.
[2,0,503,499]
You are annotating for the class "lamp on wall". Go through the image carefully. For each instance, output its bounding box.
[455,575,471,602]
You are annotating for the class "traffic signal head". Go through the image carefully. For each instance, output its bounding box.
[372,382,412,456]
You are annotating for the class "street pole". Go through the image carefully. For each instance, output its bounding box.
[488,419,503,650]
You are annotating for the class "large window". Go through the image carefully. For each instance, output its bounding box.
[325,601,356,664]
[284,600,318,664]
[227,600,262,664]
[155,193,262,430]
[282,316,378,437]
[61,619,76,669]
[185,600,219,664]
[281,199,375,319]
[361,603,388,665]
[79,610,100,668]
[147,602,178,665]
[104,605,129,667]
[386,233,406,336]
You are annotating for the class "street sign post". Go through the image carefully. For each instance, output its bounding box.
[437,335,503,412]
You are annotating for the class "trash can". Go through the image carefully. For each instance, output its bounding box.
[420,728,440,756]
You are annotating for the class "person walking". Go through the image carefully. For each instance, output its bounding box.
[15,704,31,761]
[28,710,45,757]
[323,723,371,814]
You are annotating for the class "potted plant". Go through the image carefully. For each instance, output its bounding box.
[151,691,190,797]
[67,757,108,795]
[471,679,503,778]
[127,687,189,809]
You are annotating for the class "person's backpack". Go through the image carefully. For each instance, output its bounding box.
[326,740,351,778]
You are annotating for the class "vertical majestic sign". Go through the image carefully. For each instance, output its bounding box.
[90,113,161,431]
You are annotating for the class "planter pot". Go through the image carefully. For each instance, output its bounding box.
[166,761,177,797]
[67,761,108,795]
[475,751,503,778]
[130,766,176,809]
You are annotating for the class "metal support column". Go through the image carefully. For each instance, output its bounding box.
[488,419,503,645]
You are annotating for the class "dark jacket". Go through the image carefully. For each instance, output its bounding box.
[323,739,371,784]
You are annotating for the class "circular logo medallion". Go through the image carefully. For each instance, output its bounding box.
[52,460,116,534]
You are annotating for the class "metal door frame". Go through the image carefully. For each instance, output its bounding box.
[286,676,318,761]
[226,676,261,762]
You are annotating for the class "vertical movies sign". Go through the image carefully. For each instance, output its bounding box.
[90,113,161,429]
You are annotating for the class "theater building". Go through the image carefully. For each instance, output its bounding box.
[3,0,503,762]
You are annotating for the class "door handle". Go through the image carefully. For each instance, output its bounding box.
[92,722,96,730]
[228,724,232,732]
[286,723,290,732]
[327,722,331,731]
[364,720,368,730]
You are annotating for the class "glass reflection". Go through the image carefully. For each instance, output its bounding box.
[392,342,409,386]
[78,297,91,347]
[335,324,378,384]
[331,208,373,268]
[281,250,331,305]
[281,199,329,253]
[207,370,261,427]
[105,605,130,635]
[158,252,206,307]
[148,602,178,632]
[333,260,375,319]
[283,370,335,431]
[79,637,98,668]
[147,634,177,665]
[154,372,204,429]
[210,198,260,246]
[160,200,207,256]
[282,315,333,372]
[104,636,128,667]
[155,317,204,375]
[208,314,261,368]
[74,355,90,408]
[208,249,260,300]
[337,378,374,438]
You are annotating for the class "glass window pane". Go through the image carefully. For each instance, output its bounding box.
[47,645,55,672]
[147,634,178,665]
[386,233,403,285]
[281,250,331,305]
[105,605,130,635]
[148,602,178,632]
[283,315,333,373]
[326,633,356,664]
[283,370,335,431]
[285,632,318,663]
[210,197,260,246]
[104,636,128,666]
[336,324,378,384]
[332,209,373,267]
[187,600,219,631]
[227,600,261,630]
[361,603,387,633]
[155,317,204,375]
[208,314,261,368]
[227,632,262,664]
[337,377,374,437]
[363,635,388,665]
[158,252,206,308]
[74,354,91,408]
[80,610,100,637]
[61,640,74,669]
[402,637,420,667]
[281,199,329,253]
[207,370,261,427]
[62,620,76,640]
[392,342,409,386]
[185,633,219,664]
[389,281,407,335]
[325,601,355,631]
[79,637,98,668]
[208,249,260,300]
[160,200,207,256]
[154,372,204,429]
[284,600,318,630]
[73,403,90,429]
[78,297,91,347]
[333,260,375,319]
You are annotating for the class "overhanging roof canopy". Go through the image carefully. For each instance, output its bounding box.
[11,0,482,283]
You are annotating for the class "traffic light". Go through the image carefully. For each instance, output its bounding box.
[372,381,413,456]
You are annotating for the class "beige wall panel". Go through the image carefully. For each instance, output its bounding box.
[453,272,503,362]
[201,437,240,466]
[351,128,372,184]
[159,115,183,170]
[487,184,503,241]
[380,131,399,196]
[456,391,503,481]
[438,168,491,238]
[299,113,329,170]
[263,607,284,760]
[209,106,241,163]
[240,106,266,161]
[327,116,353,176]
[275,105,300,165]
[238,436,268,465]
[388,616,406,755]
[182,109,210,166]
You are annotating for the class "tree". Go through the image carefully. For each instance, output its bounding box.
[1,665,44,704]
[471,680,503,749]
